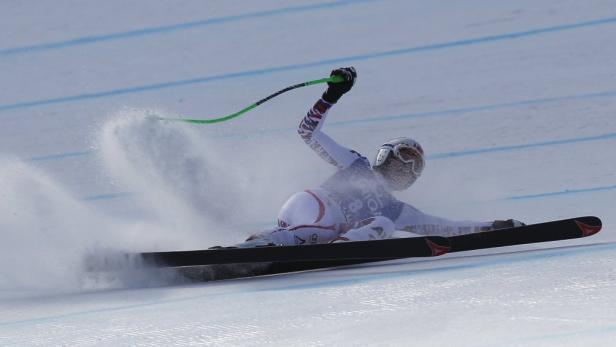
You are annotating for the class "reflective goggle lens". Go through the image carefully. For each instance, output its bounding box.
[393,145,424,176]
[375,144,424,177]
[396,147,418,163]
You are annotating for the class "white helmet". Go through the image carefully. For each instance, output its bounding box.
[372,137,425,191]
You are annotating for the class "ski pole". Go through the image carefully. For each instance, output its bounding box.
[154,75,344,124]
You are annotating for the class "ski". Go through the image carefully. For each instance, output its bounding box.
[447,215,602,253]
[133,236,451,268]
[89,216,601,277]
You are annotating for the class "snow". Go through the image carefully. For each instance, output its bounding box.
[1,0,615,345]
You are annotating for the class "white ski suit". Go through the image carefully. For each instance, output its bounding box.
[245,98,491,246]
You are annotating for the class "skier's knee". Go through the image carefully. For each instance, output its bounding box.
[366,216,395,238]
[355,216,396,238]
[338,216,395,242]
[247,224,340,246]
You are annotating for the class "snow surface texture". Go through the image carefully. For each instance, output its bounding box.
[1,0,615,345]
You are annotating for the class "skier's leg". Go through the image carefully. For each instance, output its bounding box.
[276,189,344,228]
[240,189,345,246]
[332,216,395,242]
[268,224,339,245]
[240,224,340,247]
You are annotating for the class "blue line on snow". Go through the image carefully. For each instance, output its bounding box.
[33,131,612,202]
[259,242,616,290]
[82,192,136,201]
[252,183,616,228]
[28,150,94,162]
[2,17,616,113]
[80,182,616,204]
[0,0,377,57]
[213,89,616,138]
[504,184,616,200]
[0,290,238,328]
[329,90,616,127]
[428,132,616,159]
[25,88,616,163]
[496,325,616,347]
[1,242,614,327]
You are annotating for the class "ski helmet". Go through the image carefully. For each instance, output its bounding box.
[372,137,425,191]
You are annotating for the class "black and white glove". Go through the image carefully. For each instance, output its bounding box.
[491,219,526,230]
[322,67,357,104]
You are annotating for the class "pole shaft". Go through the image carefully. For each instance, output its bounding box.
[158,75,343,124]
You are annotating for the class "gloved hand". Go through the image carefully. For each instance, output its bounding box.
[322,67,357,104]
[491,219,526,230]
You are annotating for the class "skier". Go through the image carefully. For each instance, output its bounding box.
[238,67,523,247]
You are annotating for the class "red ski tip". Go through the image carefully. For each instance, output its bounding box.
[425,239,450,256]
[575,220,602,237]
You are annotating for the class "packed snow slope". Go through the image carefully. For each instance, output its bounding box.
[1,0,616,345]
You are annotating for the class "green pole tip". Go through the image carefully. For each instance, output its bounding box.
[329,75,344,83]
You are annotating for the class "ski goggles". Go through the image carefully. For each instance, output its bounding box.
[374,144,425,176]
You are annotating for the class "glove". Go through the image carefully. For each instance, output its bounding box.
[491,219,526,230]
[322,67,357,104]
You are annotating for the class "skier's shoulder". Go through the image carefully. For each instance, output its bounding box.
[347,150,370,168]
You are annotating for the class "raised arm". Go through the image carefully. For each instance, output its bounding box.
[297,67,360,169]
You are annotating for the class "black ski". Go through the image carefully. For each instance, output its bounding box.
[136,236,451,268]
[88,216,602,281]
[448,215,602,253]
